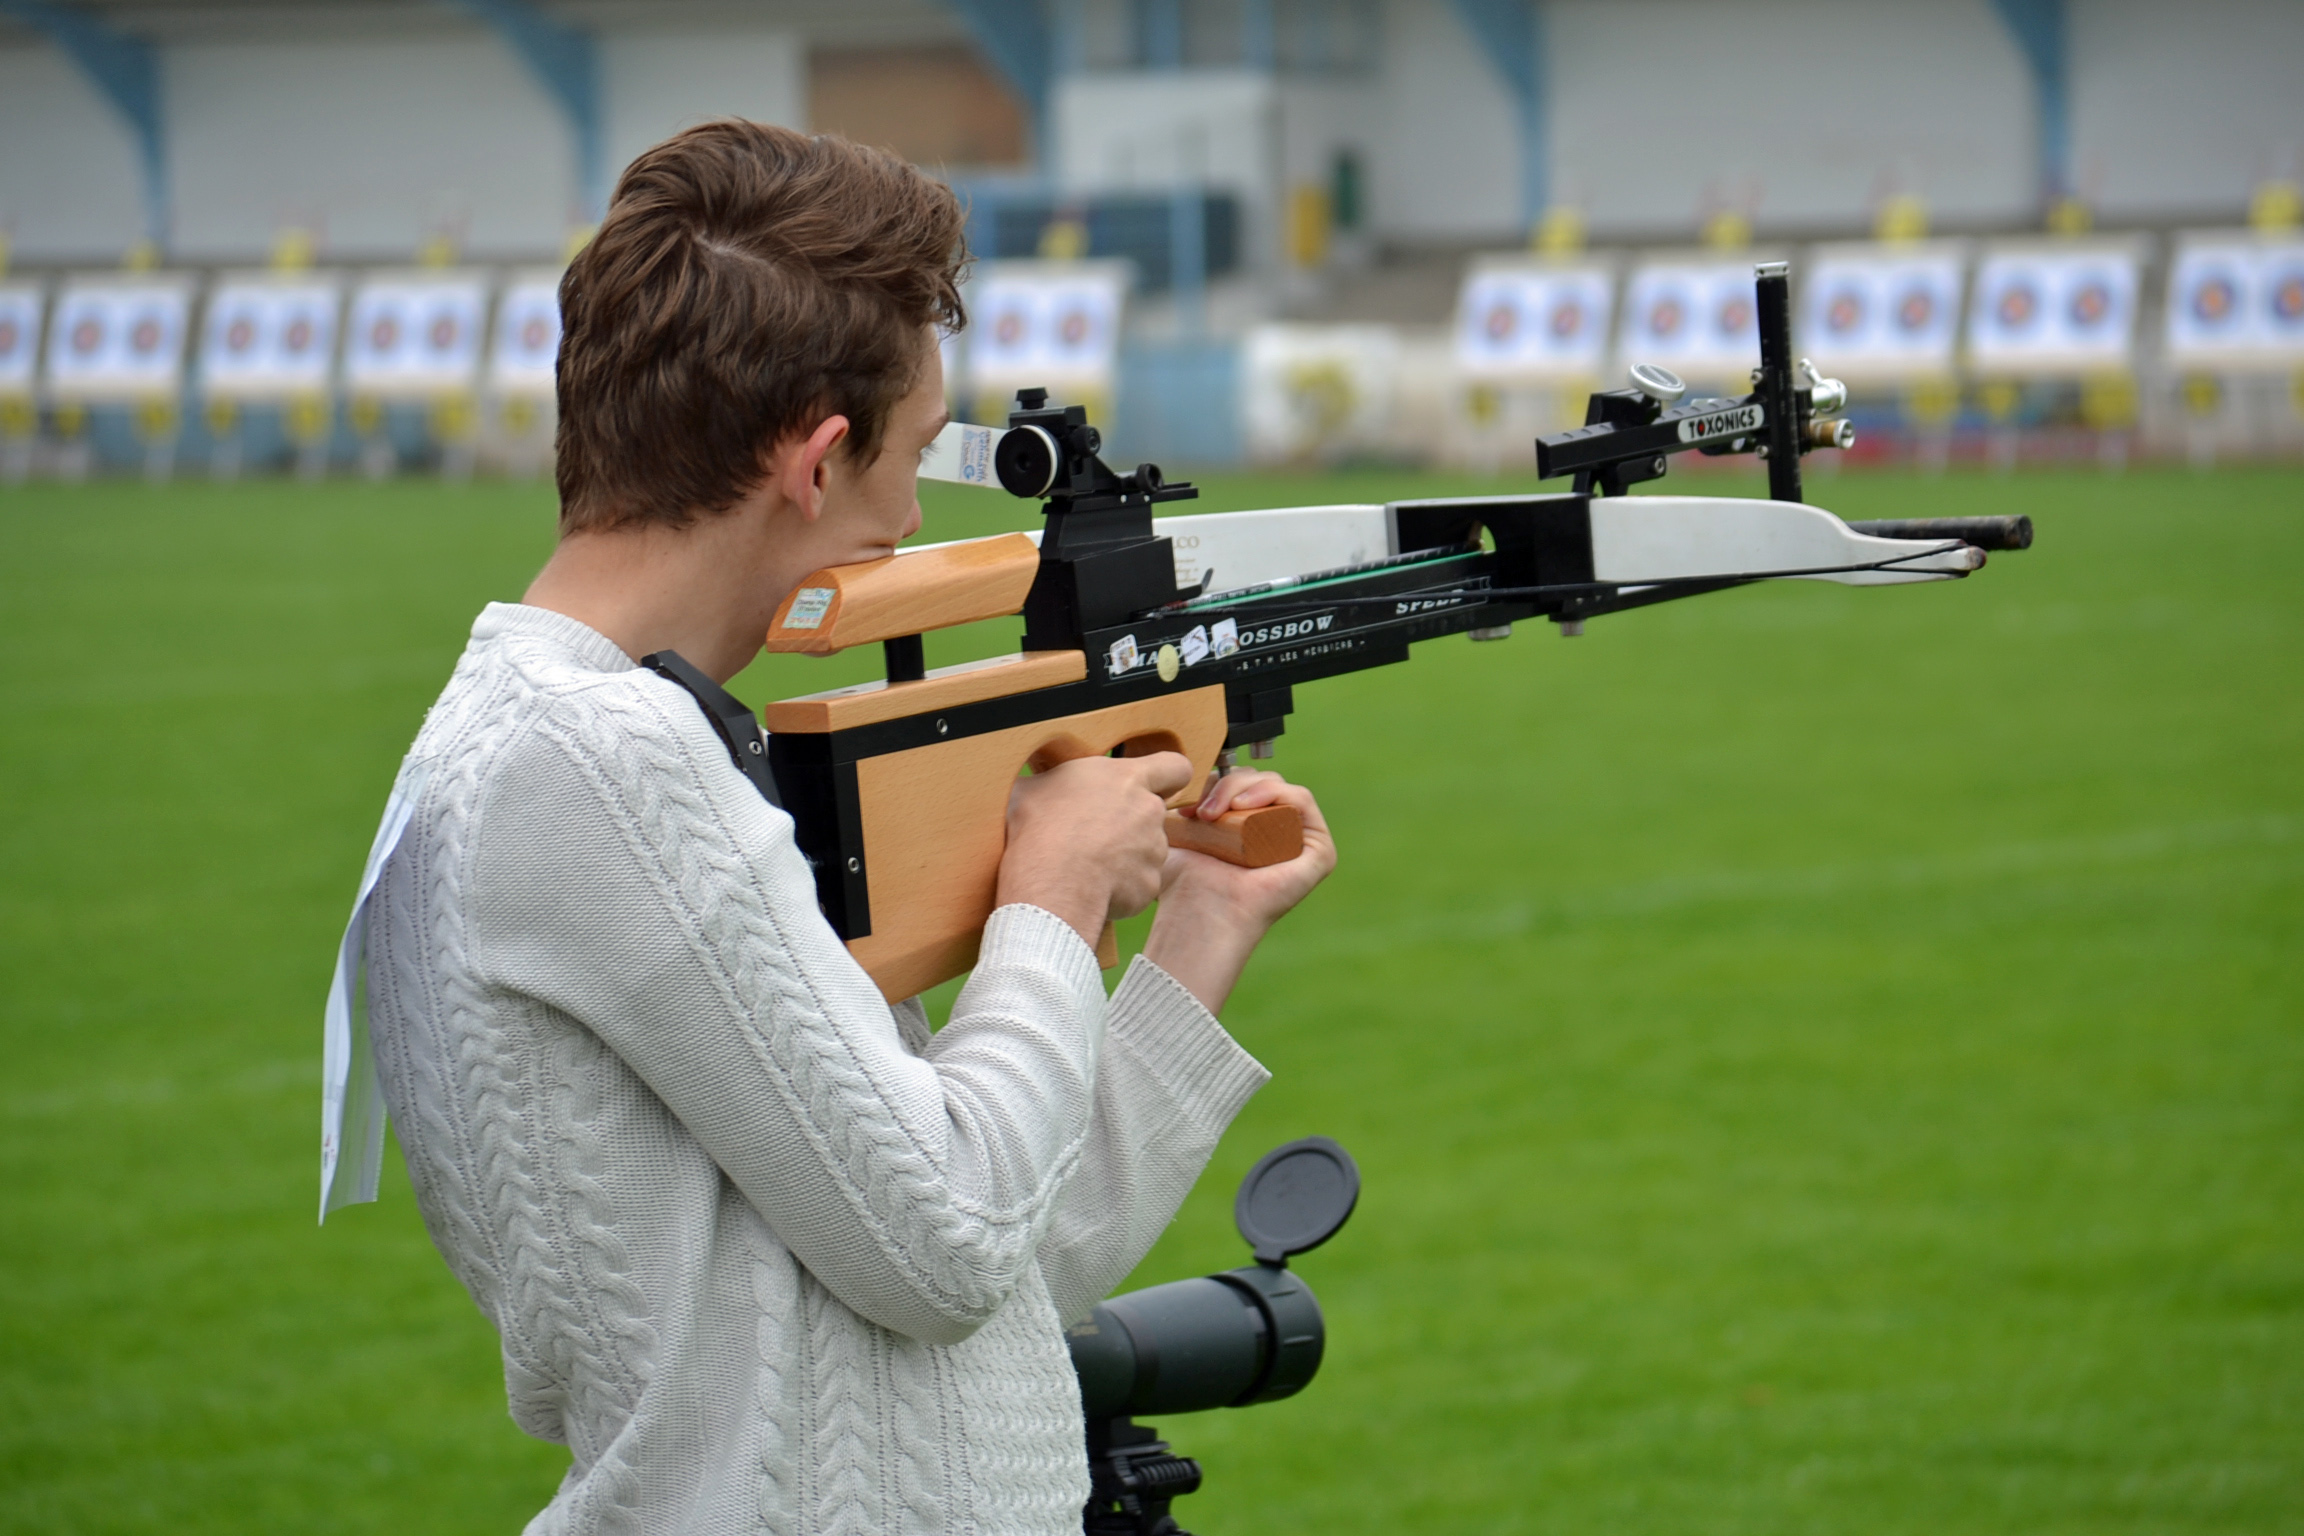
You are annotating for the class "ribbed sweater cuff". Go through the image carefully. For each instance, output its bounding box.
[981,903,1107,1013]
[1108,955,1270,1128]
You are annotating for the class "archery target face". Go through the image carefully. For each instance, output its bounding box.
[46,280,191,396]
[2271,261,2304,335]
[1798,247,1961,377]
[2166,240,2304,362]
[1453,266,1611,378]
[1969,247,2138,370]
[963,263,1126,393]
[345,275,486,394]
[1616,263,1760,377]
[200,280,341,397]
[0,287,42,388]
[488,276,564,395]
[1823,286,1865,338]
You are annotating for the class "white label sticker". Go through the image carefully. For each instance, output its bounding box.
[1106,633,1141,677]
[1676,403,1764,443]
[783,587,836,630]
[1210,618,1240,659]
[1179,624,1211,666]
[919,420,1003,487]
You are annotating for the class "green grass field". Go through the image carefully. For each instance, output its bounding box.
[2,462,2298,1534]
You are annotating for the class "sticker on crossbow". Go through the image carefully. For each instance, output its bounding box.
[1676,403,1764,443]
[1210,618,1241,659]
[1106,633,1141,677]
[783,587,836,630]
[1179,624,1212,666]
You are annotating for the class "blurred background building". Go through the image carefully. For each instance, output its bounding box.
[1,0,2300,477]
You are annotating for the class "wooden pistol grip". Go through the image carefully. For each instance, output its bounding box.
[1164,804,1305,867]
[843,685,1230,1001]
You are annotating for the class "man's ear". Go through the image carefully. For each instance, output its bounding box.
[774,414,852,522]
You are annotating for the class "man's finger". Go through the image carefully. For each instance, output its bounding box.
[1127,750,1196,801]
[1198,768,1286,818]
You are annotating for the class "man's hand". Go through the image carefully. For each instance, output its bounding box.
[998,751,1196,950]
[1143,769,1337,1014]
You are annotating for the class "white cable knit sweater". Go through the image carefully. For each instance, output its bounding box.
[365,603,1270,1535]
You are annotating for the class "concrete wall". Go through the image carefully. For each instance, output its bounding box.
[1369,0,1521,242]
[603,31,806,192]
[1054,69,1281,266]
[0,27,803,265]
[0,46,148,261]
[2,0,2299,265]
[1543,0,2035,239]
[168,37,576,263]
[2073,0,2304,220]
[1359,0,2304,245]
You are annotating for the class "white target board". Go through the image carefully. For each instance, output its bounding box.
[489,271,563,396]
[45,275,196,399]
[1799,242,1965,380]
[1967,241,2142,376]
[0,284,42,391]
[200,275,343,399]
[1454,263,1613,380]
[1243,324,1400,464]
[344,273,489,396]
[2164,235,2304,367]
[1616,260,1770,382]
[966,260,1129,396]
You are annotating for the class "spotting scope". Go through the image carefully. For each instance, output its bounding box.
[1068,1137,1361,1536]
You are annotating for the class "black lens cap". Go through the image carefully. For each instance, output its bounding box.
[1234,1136,1359,1266]
[994,423,1059,498]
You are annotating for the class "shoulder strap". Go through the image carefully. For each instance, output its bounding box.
[639,650,784,809]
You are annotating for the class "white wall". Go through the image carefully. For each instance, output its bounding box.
[1362,0,2038,246]
[169,38,576,263]
[0,27,804,267]
[1053,69,1282,266]
[2073,0,2304,220]
[1545,0,2035,238]
[0,46,148,261]
[6,2,2302,267]
[1369,0,1521,242]
[602,30,806,192]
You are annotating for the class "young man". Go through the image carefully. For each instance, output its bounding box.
[342,121,1334,1533]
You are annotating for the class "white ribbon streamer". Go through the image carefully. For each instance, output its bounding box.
[319,759,431,1222]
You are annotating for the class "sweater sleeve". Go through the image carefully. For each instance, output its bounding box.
[1034,956,1270,1326]
[469,676,1112,1346]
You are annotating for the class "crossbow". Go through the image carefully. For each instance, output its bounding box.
[744,261,2032,1000]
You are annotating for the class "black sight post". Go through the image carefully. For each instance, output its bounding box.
[1754,260,1803,503]
[1533,260,1847,506]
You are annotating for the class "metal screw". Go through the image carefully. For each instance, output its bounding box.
[747,739,762,754]
[936,718,949,736]
[1558,618,1586,637]
[1468,624,1513,641]
[845,857,860,873]
[1250,740,1275,760]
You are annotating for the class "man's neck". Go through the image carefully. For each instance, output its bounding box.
[522,496,802,684]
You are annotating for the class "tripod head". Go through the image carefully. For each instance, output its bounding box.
[1071,1138,1361,1536]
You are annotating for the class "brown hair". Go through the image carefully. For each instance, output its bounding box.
[553,121,968,534]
